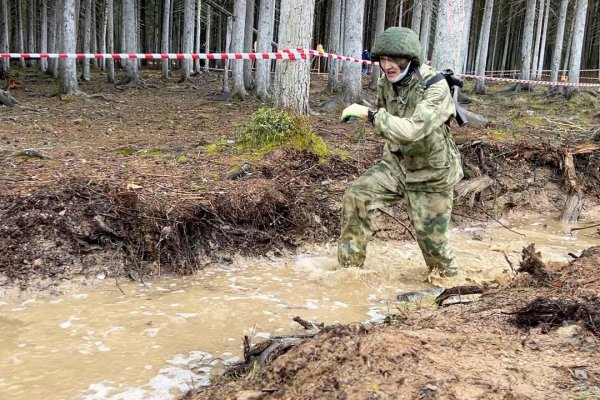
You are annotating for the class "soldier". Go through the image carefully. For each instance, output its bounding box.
[339,27,464,277]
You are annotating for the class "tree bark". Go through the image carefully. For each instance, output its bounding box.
[194,0,202,73]
[231,0,248,99]
[48,0,58,77]
[326,0,342,92]
[515,0,536,92]
[342,0,365,104]
[273,0,316,114]
[419,0,432,61]
[474,0,494,94]
[562,18,575,79]
[204,5,211,71]
[256,0,276,100]
[411,0,422,36]
[40,0,48,71]
[369,0,385,90]
[82,0,92,81]
[123,0,140,84]
[535,0,549,79]
[16,0,26,68]
[531,0,545,80]
[432,0,467,73]
[106,0,115,82]
[222,16,232,93]
[500,6,513,73]
[27,0,37,67]
[180,0,194,81]
[161,0,171,78]
[566,0,589,97]
[243,0,255,91]
[59,0,80,94]
[0,0,9,73]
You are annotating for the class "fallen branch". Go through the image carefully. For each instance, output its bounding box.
[571,222,600,233]
[474,204,525,237]
[435,285,483,306]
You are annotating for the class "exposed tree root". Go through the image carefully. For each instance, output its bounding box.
[518,244,553,285]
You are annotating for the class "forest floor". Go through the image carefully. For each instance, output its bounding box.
[1,66,600,399]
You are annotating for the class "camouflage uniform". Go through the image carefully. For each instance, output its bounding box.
[338,27,464,275]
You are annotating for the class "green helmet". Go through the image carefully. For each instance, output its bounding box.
[371,27,422,62]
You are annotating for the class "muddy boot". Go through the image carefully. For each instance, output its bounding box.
[337,240,366,268]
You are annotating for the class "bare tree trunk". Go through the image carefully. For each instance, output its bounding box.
[562,17,575,78]
[194,0,202,72]
[39,0,48,71]
[0,0,10,73]
[515,0,536,91]
[48,0,58,77]
[500,6,513,72]
[531,0,545,80]
[82,0,92,81]
[16,0,26,68]
[91,0,98,69]
[489,2,500,71]
[419,0,432,61]
[369,0,385,89]
[474,0,494,94]
[550,0,569,84]
[161,0,171,78]
[432,0,467,73]
[231,0,248,99]
[106,0,115,82]
[327,0,342,92]
[100,0,108,71]
[243,0,254,90]
[180,0,194,81]
[222,16,232,92]
[204,4,211,71]
[397,0,403,26]
[342,0,364,103]
[59,0,80,94]
[28,0,37,67]
[273,0,315,114]
[256,0,275,99]
[535,0,549,79]
[566,0,589,97]
[123,0,139,83]
[411,0,422,36]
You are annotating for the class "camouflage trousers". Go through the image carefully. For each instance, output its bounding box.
[338,159,458,276]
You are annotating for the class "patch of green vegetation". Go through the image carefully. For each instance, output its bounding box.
[489,130,511,141]
[514,115,546,128]
[117,145,136,156]
[176,155,189,164]
[204,137,229,154]
[237,108,331,161]
[144,148,163,155]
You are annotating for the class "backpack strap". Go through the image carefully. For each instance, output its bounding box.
[424,73,446,90]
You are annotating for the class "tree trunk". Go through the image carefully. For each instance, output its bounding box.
[342,0,365,103]
[273,0,316,114]
[194,0,202,72]
[82,0,92,81]
[432,0,467,73]
[369,0,385,90]
[515,0,536,92]
[0,0,10,73]
[419,0,432,61]
[28,0,37,67]
[535,0,549,79]
[204,4,211,71]
[39,0,48,72]
[91,0,98,68]
[531,0,545,80]
[256,0,276,100]
[411,0,422,36]
[231,0,248,99]
[48,0,58,77]
[106,0,115,82]
[566,0,589,97]
[59,0,80,94]
[180,0,194,81]
[489,1,500,71]
[242,0,255,91]
[326,0,342,92]
[562,18,575,78]
[123,0,139,83]
[222,16,232,93]
[16,0,26,68]
[500,6,513,73]
[397,0,403,26]
[474,0,494,94]
[161,0,171,78]
[100,0,108,71]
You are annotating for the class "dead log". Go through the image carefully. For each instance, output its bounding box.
[560,144,599,223]
[454,175,495,207]
[0,89,18,107]
[435,285,483,306]
[518,244,553,285]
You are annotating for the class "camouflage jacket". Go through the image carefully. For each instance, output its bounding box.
[372,64,464,192]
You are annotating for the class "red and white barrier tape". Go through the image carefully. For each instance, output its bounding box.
[2,49,599,88]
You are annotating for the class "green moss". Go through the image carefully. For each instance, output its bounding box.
[514,115,546,127]
[117,146,136,156]
[204,137,229,154]
[176,155,189,164]
[144,148,163,155]
[236,108,331,161]
[489,130,511,141]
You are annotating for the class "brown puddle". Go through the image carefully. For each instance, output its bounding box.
[1,210,599,400]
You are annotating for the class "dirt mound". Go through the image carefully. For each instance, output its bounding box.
[190,246,600,400]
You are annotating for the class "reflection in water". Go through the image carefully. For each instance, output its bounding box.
[0,213,599,399]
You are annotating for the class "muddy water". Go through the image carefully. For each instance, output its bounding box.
[1,212,600,400]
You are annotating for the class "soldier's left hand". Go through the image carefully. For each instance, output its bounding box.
[341,104,368,122]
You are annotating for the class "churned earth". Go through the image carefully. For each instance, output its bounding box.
[1,66,600,399]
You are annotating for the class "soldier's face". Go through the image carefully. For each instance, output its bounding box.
[379,56,410,82]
